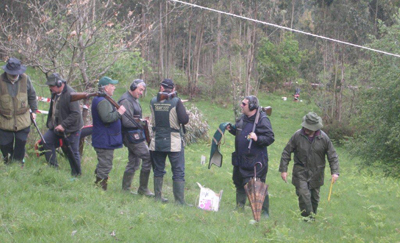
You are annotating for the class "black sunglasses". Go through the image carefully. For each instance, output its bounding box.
[241,102,247,106]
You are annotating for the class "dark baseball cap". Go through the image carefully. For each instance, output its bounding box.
[45,73,64,86]
[160,79,174,89]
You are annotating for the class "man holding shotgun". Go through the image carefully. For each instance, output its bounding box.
[227,96,274,217]
[43,73,83,176]
[118,79,154,196]
[279,112,339,220]
[227,95,275,217]
[92,76,126,190]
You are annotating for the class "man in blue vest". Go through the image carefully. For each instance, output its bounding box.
[149,79,189,204]
[92,76,126,190]
[227,96,274,217]
[0,57,37,166]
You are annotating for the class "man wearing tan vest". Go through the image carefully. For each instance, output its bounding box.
[0,57,38,166]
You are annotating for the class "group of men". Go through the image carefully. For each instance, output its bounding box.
[1,57,340,218]
[0,57,190,205]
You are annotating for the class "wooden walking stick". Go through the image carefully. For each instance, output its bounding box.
[328,178,334,202]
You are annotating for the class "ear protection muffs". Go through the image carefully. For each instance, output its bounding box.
[130,79,145,91]
[246,95,259,111]
[53,73,65,87]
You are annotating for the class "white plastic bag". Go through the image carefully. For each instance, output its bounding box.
[197,182,223,212]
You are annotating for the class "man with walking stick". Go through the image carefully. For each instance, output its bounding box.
[279,112,339,221]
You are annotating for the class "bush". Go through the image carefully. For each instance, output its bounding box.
[322,119,355,145]
[183,105,209,145]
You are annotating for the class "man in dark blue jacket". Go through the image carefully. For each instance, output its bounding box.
[92,76,126,190]
[228,96,274,217]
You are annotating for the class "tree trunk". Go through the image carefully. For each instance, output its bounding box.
[158,2,164,81]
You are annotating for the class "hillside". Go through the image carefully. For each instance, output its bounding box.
[1,90,399,242]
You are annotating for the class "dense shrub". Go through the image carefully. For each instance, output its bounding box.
[183,105,209,145]
[322,119,354,146]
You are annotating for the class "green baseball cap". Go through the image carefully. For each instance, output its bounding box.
[99,76,118,86]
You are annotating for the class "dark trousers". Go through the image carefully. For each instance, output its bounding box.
[151,148,185,181]
[295,181,320,216]
[94,148,115,179]
[123,136,152,173]
[43,129,81,176]
[232,164,268,194]
[0,127,30,162]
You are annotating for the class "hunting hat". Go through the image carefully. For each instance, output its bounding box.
[160,79,174,89]
[301,112,323,131]
[99,76,118,86]
[2,57,27,75]
[45,73,64,86]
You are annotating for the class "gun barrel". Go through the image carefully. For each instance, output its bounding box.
[70,92,98,102]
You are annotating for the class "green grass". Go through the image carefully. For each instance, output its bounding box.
[1,89,400,242]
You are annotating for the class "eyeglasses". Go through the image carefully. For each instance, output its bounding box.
[241,102,247,106]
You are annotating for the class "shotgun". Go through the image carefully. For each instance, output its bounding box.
[157,91,178,102]
[70,90,151,145]
[247,106,272,151]
[248,106,261,151]
[30,111,46,144]
[70,92,100,102]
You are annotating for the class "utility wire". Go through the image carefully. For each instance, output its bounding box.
[170,0,400,58]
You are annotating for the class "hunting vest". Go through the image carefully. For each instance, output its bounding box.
[149,96,182,152]
[91,96,123,149]
[0,73,31,131]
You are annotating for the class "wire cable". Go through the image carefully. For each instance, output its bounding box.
[170,0,400,58]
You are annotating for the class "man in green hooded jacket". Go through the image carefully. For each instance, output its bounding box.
[279,112,339,219]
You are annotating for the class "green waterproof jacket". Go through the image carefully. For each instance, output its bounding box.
[279,129,339,189]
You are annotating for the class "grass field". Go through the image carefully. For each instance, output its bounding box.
[1,86,399,242]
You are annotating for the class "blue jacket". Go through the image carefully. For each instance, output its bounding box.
[91,96,122,149]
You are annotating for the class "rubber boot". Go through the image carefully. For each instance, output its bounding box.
[173,181,192,206]
[262,194,270,218]
[138,170,155,197]
[154,177,168,203]
[1,142,13,164]
[100,178,108,191]
[95,176,102,185]
[122,171,135,191]
[312,202,318,215]
[236,191,247,211]
[95,176,107,191]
